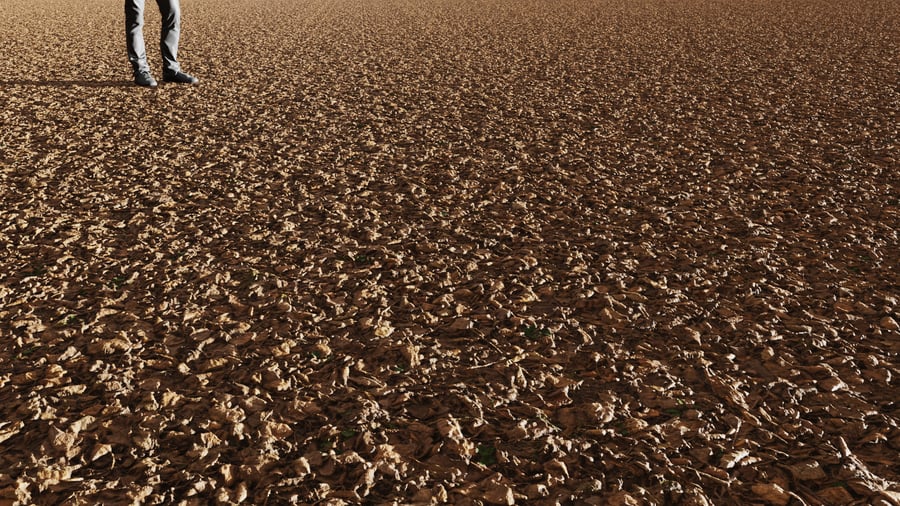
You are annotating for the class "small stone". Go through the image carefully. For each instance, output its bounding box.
[879,316,899,331]
[449,318,473,331]
[606,491,640,506]
[786,461,826,481]
[818,376,847,392]
[817,485,853,505]
[374,322,395,337]
[524,484,549,499]
[752,483,790,506]
[482,484,514,505]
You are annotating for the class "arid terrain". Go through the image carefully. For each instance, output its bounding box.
[0,0,898,504]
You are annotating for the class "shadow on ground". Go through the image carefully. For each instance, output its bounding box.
[0,80,131,88]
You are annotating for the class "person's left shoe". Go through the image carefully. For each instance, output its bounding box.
[162,70,199,84]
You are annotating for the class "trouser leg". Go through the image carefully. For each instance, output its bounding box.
[125,0,148,73]
[157,0,182,73]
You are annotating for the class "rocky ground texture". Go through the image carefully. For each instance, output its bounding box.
[1,0,898,504]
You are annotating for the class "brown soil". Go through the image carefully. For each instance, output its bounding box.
[1,0,898,504]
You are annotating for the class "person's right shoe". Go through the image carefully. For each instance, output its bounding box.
[162,70,199,84]
[134,70,158,87]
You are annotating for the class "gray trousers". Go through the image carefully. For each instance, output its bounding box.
[125,0,181,74]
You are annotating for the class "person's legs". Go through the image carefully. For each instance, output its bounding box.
[125,0,149,73]
[157,0,181,73]
[157,0,197,84]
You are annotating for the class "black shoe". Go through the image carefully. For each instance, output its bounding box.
[134,70,158,87]
[162,70,199,84]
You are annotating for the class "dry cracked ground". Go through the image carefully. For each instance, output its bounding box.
[0,0,898,504]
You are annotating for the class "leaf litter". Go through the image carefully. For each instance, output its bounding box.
[0,0,898,504]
